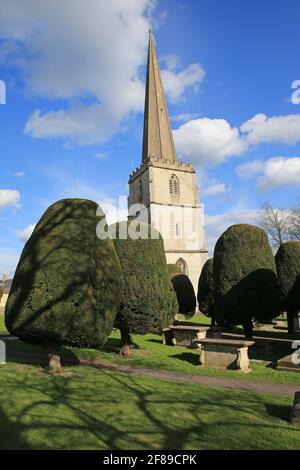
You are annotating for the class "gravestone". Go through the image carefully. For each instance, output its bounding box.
[291,392,300,427]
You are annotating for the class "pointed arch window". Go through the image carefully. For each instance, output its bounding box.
[169,174,180,196]
[176,258,188,276]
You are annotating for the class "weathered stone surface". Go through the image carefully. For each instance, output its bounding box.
[206,327,223,339]
[162,328,173,346]
[277,354,300,373]
[249,339,277,359]
[170,325,207,348]
[196,338,254,372]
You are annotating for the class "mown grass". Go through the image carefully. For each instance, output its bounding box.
[1,312,299,386]
[0,309,6,335]
[0,362,299,450]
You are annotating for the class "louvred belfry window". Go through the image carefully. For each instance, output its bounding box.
[169,175,180,196]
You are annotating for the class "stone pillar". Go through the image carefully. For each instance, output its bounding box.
[291,392,300,426]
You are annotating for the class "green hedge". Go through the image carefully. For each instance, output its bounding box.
[5,199,123,349]
[167,264,182,278]
[275,241,300,326]
[197,258,215,320]
[213,224,281,337]
[171,274,196,318]
[112,221,178,338]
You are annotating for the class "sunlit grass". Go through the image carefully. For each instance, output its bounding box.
[0,362,299,450]
[2,312,299,386]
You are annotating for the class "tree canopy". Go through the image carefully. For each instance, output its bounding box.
[213,224,281,337]
[5,199,123,371]
[111,221,178,355]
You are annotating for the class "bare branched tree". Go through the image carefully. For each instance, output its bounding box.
[259,202,292,250]
[289,198,300,241]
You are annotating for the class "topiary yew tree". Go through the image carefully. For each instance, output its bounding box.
[197,258,216,325]
[213,224,281,338]
[170,274,196,318]
[5,198,123,373]
[111,221,178,356]
[275,241,300,333]
[167,264,181,278]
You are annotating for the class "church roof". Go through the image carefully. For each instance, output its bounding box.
[142,30,177,164]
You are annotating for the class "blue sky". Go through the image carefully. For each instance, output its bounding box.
[0,0,300,276]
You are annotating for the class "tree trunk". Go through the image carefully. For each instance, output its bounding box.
[210,308,216,327]
[287,309,300,334]
[119,330,132,357]
[287,309,295,334]
[243,319,253,339]
[48,344,62,374]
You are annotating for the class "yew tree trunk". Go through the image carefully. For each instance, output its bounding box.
[48,344,62,374]
[120,330,132,357]
[243,318,253,339]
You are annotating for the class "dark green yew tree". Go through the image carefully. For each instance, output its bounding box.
[275,241,300,333]
[167,264,182,278]
[197,258,216,325]
[213,224,281,338]
[111,221,178,356]
[170,274,196,318]
[5,199,123,372]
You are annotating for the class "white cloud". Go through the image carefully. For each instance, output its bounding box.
[95,152,109,160]
[0,0,154,145]
[161,54,181,71]
[257,157,300,190]
[16,224,35,242]
[205,208,260,255]
[173,112,300,168]
[203,181,231,196]
[241,113,300,146]
[173,118,246,167]
[236,156,300,190]
[24,105,119,145]
[161,62,205,103]
[0,1,203,145]
[235,160,265,179]
[0,189,20,209]
[171,113,200,123]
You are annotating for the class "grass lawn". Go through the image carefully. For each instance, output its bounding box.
[0,311,7,335]
[70,329,300,386]
[0,362,299,450]
[2,321,299,386]
[1,311,300,449]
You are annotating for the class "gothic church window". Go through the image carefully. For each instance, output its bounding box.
[169,174,180,196]
[176,258,188,276]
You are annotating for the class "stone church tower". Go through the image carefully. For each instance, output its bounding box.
[128,31,207,292]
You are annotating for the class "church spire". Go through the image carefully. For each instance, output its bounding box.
[142,30,177,163]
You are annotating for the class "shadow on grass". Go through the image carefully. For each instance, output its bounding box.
[265,403,291,423]
[147,338,163,345]
[170,352,199,366]
[0,408,30,450]
[5,340,79,367]
[98,337,121,354]
[0,361,300,450]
